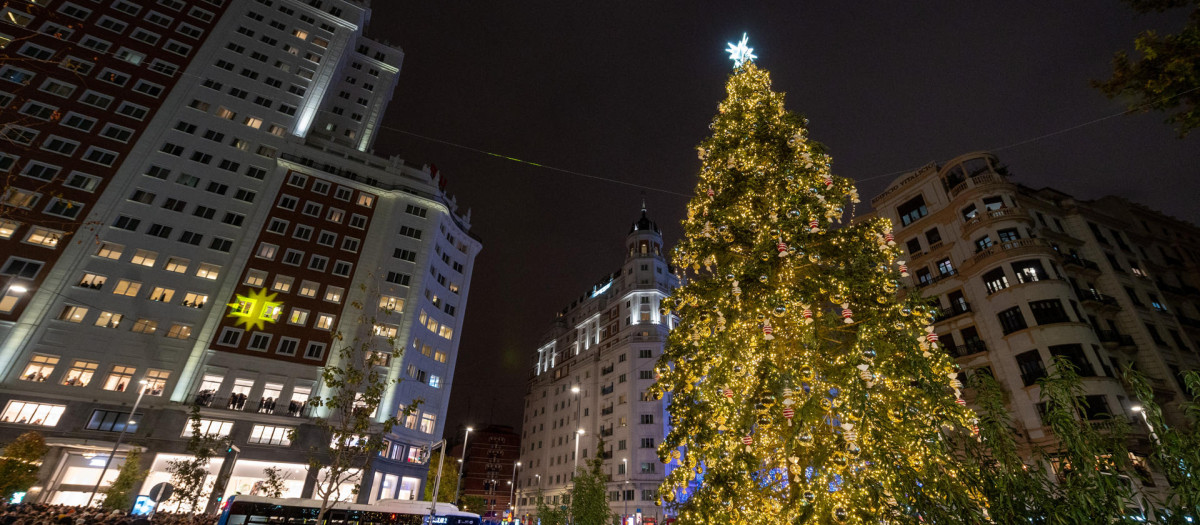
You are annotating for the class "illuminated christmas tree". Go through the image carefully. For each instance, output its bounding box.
[651,36,989,524]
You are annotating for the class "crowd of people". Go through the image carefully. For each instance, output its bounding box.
[0,505,214,525]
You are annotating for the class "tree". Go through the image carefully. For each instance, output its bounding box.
[1124,366,1200,521]
[101,448,147,512]
[1094,0,1200,136]
[0,431,49,501]
[306,281,411,522]
[570,451,614,525]
[534,487,568,525]
[166,406,226,513]
[259,466,288,499]
[461,494,487,514]
[424,452,460,504]
[650,51,989,524]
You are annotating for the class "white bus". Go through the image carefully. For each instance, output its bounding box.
[215,495,481,525]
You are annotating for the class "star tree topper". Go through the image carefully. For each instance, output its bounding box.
[726,32,757,67]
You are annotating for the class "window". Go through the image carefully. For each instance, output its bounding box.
[297,280,319,298]
[130,249,157,267]
[2,188,39,209]
[1,257,42,279]
[288,309,309,326]
[64,172,100,192]
[182,292,207,308]
[149,287,174,302]
[997,306,1028,335]
[217,327,242,346]
[21,355,58,382]
[86,410,141,432]
[332,261,352,277]
[302,202,322,217]
[982,268,1008,295]
[277,338,299,356]
[293,224,313,241]
[1029,299,1070,325]
[61,360,98,386]
[112,279,142,297]
[166,323,192,339]
[247,332,272,351]
[82,146,118,166]
[317,231,337,246]
[209,237,233,252]
[896,195,928,226]
[975,235,994,252]
[244,269,267,287]
[248,424,293,445]
[1015,350,1046,387]
[350,214,367,229]
[102,365,137,391]
[61,113,96,131]
[1012,259,1047,283]
[399,226,422,239]
[44,198,83,219]
[97,242,123,259]
[196,263,220,280]
[379,295,405,313]
[341,237,360,252]
[92,310,121,329]
[182,419,233,437]
[304,342,326,360]
[393,249,417,262]
[315,314,335,330]
[640,414,654,424]
[325,287,344,303]
[997,228,1021,243]
[386,272,411,286]
[1049,344,1096,377]
[272,275,294,293]
[1,401,66,427]
[419,413,436,434]
[130,318,158,334]
[308,255,328,272]
[25,227,62,248]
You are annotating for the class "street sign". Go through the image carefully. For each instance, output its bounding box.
[148,482,174,502]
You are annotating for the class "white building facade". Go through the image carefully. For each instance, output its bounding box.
[516,209,677,525]
[0,0,479,507]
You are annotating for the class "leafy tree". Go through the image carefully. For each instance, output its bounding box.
[651,48,988,523]
[461,494,487,514]
[1124,366,1200,521]
[534,487,568,525]
[259,466,287,499]
[101,448,147,512]
[1095,0,1200,136]
[306,281,412,522]
[570,451,613,525]
[424,451,459,504]
[0,431,49,501]
[167,406,227,513]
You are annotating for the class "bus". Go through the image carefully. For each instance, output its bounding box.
[215,495,482,525]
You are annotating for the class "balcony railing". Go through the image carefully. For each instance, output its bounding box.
[1076,288,1120,308]
[949,172,1007,199]
[933,301,972,322]
[945,339,988,358]
[600,385,614,395]
[914,268,958,289]
[599,427,614,437]
[193,390,308,417]
[1061,254,1101,272]
[970,238,1052,267]
[600,405,614,416]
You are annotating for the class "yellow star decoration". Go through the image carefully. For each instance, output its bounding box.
[226,287,283,331]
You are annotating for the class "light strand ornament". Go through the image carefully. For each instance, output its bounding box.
[645,43,990,524]
[226,287,283,331]
[726,33,757,68]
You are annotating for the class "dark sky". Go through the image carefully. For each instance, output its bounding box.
[365,2,1200,438]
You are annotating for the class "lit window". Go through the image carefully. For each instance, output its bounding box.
[20,354,58,382]
[195,263,220,279]
[25,227,62,248]
[357,193,374,207]
[61,360,98,387]
[182,292,207,308]
[112,279,141,297]
[58,304,88,322]
[94,311,122,329]
[130,249,157,267]
[324,286,343,303]
[315,314,335,330]
[166,323,192,339]
[373,324,398,338]
[149,287,174,302]
[245,269,267,287]
[144,369,169,396]
[249,424,293,445]
[130,318,157,334]
[288,309,309,326]
[181,418,232,437]
[419,413,436,434]
[0,401,66,426]
[0,220,19,239]
[297,281,318,298]
[434,351,448,363]
[379,295,405,313]
[272,275,293,293]
[102,365,137,391]
[164,257,189,273]
[96,242,123,259]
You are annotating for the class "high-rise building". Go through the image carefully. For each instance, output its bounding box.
[448,424,521,521]
[517,207,676,525]
[870,151,1199,497]
[0,0,480,506]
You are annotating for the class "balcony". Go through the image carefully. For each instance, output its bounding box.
[914,268,958,290]
[599,427,614,437]
[1061,254,1101,273]
[600,384,614,395]
[1094,330,1134,348]
[945,339,988,358]
[948,172,1008,199]
[961,207,1031,238]
[933,301,972,323]
[600,405,614,416]
[1076,289,1120,310]
[601,365,614,375]
[969,238,1053,268]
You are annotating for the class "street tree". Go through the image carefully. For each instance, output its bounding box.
[0,431,49,501]
[259,466,288,499]
[167,406,228,513]
[1095,0,1200,136]
[424,452,460,504]
[570,450,613,525]
[651,40,989,524]
[306,281,411,522]
[1125,366,1200,519]
[101,448,147,512]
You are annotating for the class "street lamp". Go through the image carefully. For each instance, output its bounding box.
[509,461,520,519]
[622,458,629,525]
[571,385,582,473]
[86,380,148,507]
[454,426,473,506]
[1130,405,1159,444]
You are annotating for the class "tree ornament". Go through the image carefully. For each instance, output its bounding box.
[833,507,848,522]
[801,304,814,324]
[724,387,734,399]
[884,231,896,246]
[841,422,857,442]
[857,364,875,387]
[773,306,786,317]
[841,303,854,324]
[777,240,790,257]
[897,260,909,277]
[762,319,775,340]
[823,175,833,188]
[783,406,794,425]
[731,280,742,297]
[809,217,820,233]
[742,435,753,451]
[925,326,939,347]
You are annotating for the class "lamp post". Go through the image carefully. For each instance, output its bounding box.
[86,380,148,507]
[454,426,473,506]
[1130,405,1159,444]
[622,458,629,525]
[509,461,520,520]
[571,385,582,473]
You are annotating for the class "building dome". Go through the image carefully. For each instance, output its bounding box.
[629,206,660,234]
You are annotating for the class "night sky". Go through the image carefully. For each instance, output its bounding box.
[365,2,1200,438]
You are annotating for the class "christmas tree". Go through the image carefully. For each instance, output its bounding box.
[651,36,989,524]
